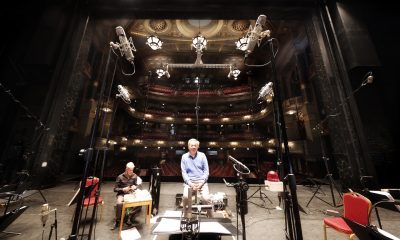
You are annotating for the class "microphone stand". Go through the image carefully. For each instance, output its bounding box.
[236,174,249,240]
[69,47,113,240]
[306,71,373,208]
[88,80,121,240]
[224,156,250,240]
[0,82,50,192]
[265,33,303,240]
[48,209,58,240]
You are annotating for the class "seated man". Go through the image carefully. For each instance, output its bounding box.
[111,162,142,230]
[181,138,213,218]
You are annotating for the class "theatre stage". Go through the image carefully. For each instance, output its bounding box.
[2,181,399,240]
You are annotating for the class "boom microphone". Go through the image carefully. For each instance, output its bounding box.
[362,71,374,86]
[116,85,131,104]
[245,15,267,55]
[110,26,136,63]
[257,82,274,102]
[228,155,250,174]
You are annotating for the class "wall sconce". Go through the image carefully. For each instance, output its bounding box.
[235,36,250,51]
[228,66,241,80]
[156,65,170,79]
[232,69,241,80]
[146,35,163,50]
[156,68,166,78]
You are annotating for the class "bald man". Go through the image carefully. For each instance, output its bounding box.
[111,162,142,230]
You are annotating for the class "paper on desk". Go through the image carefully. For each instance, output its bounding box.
[199,222,231,234]
[121,227,141,240]
[163,210,182,218]
[124,189,152,202]
[152,218,232,235]
[136,189,151,199]
[152,218,181,234]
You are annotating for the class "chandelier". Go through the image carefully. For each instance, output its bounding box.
[146,35,163,50]
[235,36,250,51]
[157,34,240,80]
[192,34,207,53]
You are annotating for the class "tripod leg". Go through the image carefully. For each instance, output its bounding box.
[247,187,273,204]
[306,184,322,207]
[327,175,337,207]
[327,174,343,207]
[259,187,273,204]
[48,225,54,240]
[38,189,48,203]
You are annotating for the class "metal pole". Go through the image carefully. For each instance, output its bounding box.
[69,48,112,240]
[267,36,303,240]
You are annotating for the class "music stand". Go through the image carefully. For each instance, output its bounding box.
[343,217,399,240]
[342,217,375,240]
[366,191,400,229]
[0,205,29,238]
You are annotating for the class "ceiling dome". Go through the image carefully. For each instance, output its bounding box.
[149,19,168,32]
[231,20,251,32]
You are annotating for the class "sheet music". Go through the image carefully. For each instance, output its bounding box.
[199,222,231,234]
[152,217,232,235]
[67,188,80,206]
[162,210,182,218]
[377,228,400,240]
[152,218,181,234]
[124,189,152,203]
[121,227,141,240]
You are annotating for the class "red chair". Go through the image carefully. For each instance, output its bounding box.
[83,177,104,221]
[323,192,371,240]
[266,170,280,182]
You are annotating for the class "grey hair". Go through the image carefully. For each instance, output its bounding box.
[187,138,200,147]
[126,162,135,169]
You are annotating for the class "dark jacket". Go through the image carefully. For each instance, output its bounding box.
[113,173,141,196]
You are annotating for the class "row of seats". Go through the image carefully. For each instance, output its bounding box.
[148,84,251,96]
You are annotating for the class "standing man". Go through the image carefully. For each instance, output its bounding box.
[181,138,213,218]
[111,162,142,230]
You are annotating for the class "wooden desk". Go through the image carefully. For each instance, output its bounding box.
[118,196,152,240]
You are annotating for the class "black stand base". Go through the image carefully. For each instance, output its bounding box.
[306,174,343,208]
[247,186,273,209]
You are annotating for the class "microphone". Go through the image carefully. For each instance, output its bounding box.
[361,71,374,86]
[257,82,274,102]
[41,203,49,227]
[110,26,136,63]
[245,15,267,55]
[116,85,131,104]
[228,155,250,174]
